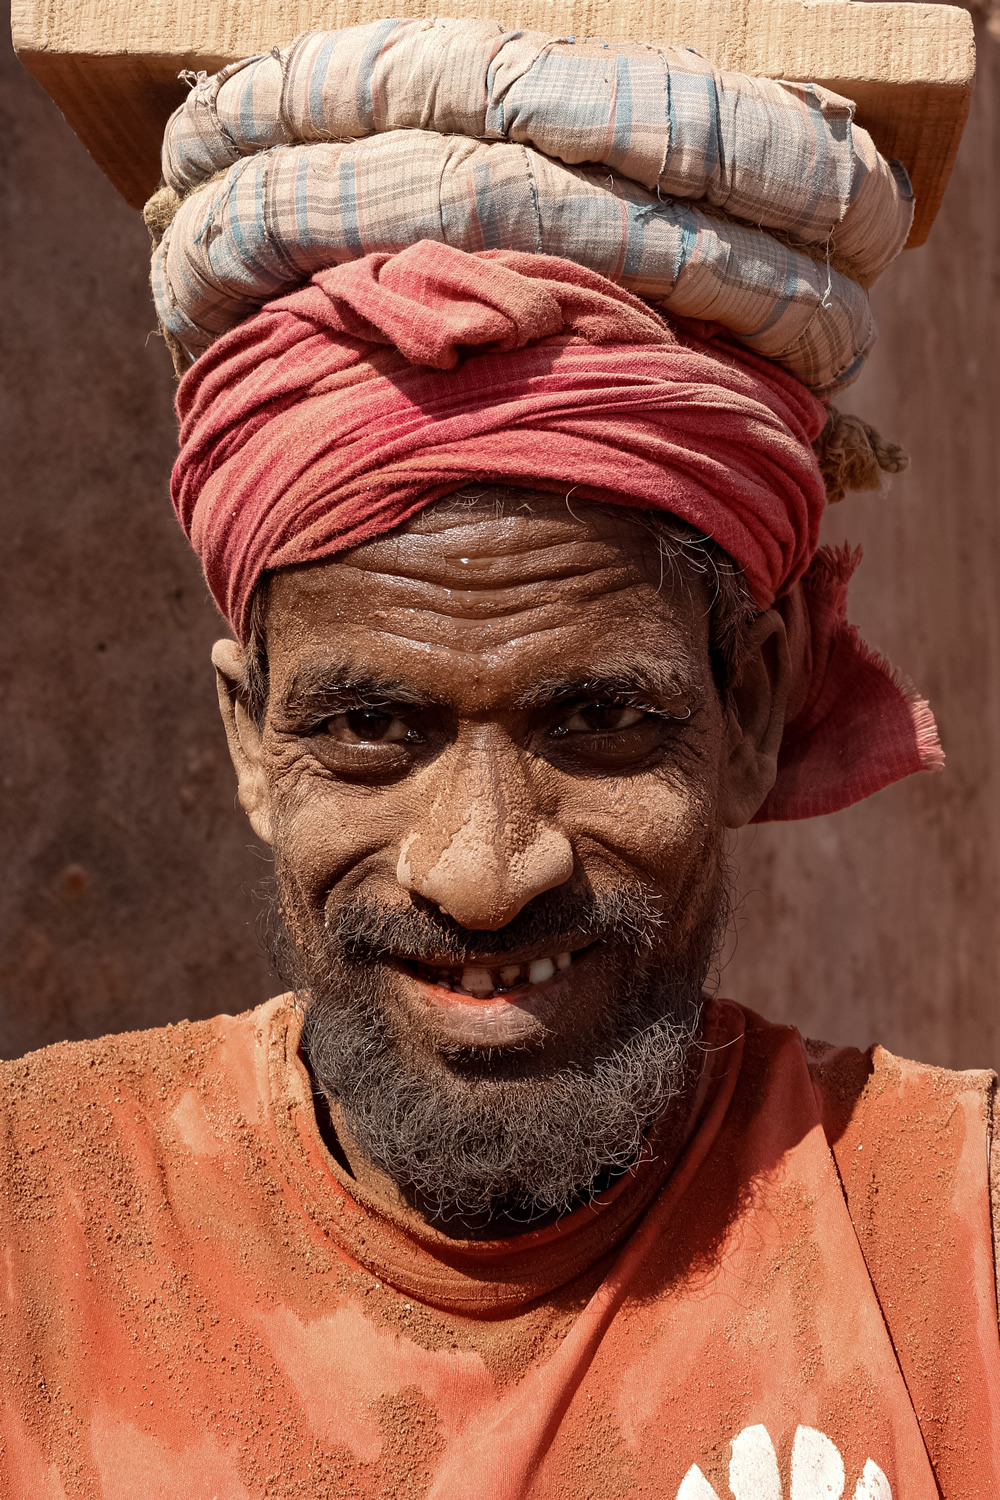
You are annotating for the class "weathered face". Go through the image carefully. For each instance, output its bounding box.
[215,491,787,1226]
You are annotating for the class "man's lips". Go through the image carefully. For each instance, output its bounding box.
[384,943,605,1048]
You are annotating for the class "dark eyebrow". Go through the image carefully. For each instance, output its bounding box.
[280,663,441,717]
[513,658,696,712]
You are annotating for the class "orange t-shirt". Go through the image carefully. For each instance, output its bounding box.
[0,997,997,1499]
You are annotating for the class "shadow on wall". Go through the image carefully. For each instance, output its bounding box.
[2,13,998,1069]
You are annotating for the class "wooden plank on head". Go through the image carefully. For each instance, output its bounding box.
[12,0,975,246]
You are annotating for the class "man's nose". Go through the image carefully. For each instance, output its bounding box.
[395,740,574,929]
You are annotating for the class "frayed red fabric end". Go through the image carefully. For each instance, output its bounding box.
[906,689,946,775]
[752,544,943,822]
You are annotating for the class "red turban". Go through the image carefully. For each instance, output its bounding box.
[172,241,941,820]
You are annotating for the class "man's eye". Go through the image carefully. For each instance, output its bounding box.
[323,709,411,744]
[560,702,648,734]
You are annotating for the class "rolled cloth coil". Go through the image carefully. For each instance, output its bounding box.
[163,19,911,285]
[153,131,876,391]
[172,242,942,820]
[152,18,914,391]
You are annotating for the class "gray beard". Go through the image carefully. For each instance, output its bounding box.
[272,881,723,1230]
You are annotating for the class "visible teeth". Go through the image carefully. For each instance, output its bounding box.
[418,950,577,996]
[460,967,495,994]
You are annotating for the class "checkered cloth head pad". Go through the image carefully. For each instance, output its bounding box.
[153,18,914,393]
[163,20,911,285]
[154,132,879,391]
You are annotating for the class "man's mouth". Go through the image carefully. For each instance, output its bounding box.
[400,948,583,1000]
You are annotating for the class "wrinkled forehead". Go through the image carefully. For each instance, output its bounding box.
[260,493,714,712]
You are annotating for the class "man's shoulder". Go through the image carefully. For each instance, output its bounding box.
[733,1001,997,1131]
[733,1001,1000,1353]
[0,995,296,1140]
[800,1022,997,1141]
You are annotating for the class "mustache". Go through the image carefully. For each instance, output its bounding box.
[326,884,670,965]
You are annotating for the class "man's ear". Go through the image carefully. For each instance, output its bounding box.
[211,639,275,845]
[717,609,790,828]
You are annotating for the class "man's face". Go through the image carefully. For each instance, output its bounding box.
[217,492,785,1226]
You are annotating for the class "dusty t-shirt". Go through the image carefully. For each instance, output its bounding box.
[0,996,997,1499]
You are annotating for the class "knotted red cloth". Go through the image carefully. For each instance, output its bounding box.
[172,242,941,819]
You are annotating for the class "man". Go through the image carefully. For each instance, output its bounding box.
[2,20,997,1500]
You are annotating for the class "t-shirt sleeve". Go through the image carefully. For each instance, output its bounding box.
[990,1074,1000,1333]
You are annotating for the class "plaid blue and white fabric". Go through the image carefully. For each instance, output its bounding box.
[154,18,914,391]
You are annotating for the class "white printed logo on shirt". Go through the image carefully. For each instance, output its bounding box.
[676,1424,891,1499]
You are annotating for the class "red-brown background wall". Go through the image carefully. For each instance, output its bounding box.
[2,12,997,1067]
